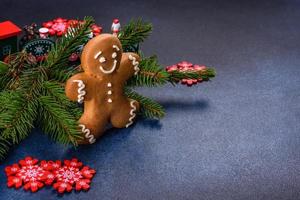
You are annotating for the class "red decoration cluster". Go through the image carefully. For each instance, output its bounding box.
[5,156,96,194]
[42,17,102,37]
[166,61,207,86]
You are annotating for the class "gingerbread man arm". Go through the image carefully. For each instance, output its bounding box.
[65,73,90,103]
[117,52,140,82]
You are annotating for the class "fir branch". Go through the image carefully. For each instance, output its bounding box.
[0,52,35,91]
[167,68,216,84]
[127,56,216,87]
[45,16,94,70]
[39,95,82,145]
[0,92,37,144]
[126,56,169,87]
[119,19,152,52]
[125,88,165,119]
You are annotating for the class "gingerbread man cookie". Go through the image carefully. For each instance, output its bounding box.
[65,34,140,144]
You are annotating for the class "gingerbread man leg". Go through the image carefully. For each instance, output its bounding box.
[78,113,109,144]
[110,99,140,128]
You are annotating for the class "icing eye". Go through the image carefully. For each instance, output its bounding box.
[99,56,106,63]
[112,52,117,59]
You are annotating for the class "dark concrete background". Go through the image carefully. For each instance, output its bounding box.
[0,0,300,199]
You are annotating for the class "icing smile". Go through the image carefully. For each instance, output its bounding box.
[94,45,120,74]
[99,59,117,74]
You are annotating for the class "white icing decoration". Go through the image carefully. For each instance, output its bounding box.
[107,82,112,87]
[99,56,106,63]
[128,54,140,75]
[72,80,86,103]
[79,124,96,144]
[94,51,102,59]
[100,60,117,74]
[112,52,117,58]
[125,100,137,128]
[108,98,112,103]
[107,90,112,95]
[113,45,120,51]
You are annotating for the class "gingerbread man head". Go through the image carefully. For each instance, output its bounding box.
[81,34,122,75]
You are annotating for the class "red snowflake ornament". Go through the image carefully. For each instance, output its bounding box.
[52,158,95,193]
[166,61,207,86]
[5,157,47,192]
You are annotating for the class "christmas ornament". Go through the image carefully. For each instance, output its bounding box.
[111,19,121,36]
[65,34,140,144]
[5,157,96,194]
[5,156,46,192]
[166,61,208,86]
[23,38,55,61]
[0,21,22,60]
[38,27,49,39]
[42,17,69,37]
[42,17,102,38]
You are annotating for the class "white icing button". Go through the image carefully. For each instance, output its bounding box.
[107,82,112,87]
[108,98,112,103]
[107,90,112,95]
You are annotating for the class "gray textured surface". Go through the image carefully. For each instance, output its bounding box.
[1,0,300,199]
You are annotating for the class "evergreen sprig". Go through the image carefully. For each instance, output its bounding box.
[119,18,152,52]
[127,56,216,87]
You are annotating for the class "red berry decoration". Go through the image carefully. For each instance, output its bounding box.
[166,61,207,87]
[68,53,79,62]
[4,157,96,194]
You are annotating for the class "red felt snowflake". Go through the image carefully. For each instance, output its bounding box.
[42,17,102,37]
[166,61,207,86]
[52,158,95,193]
[5,157,96,194]
[5,156,46,192]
